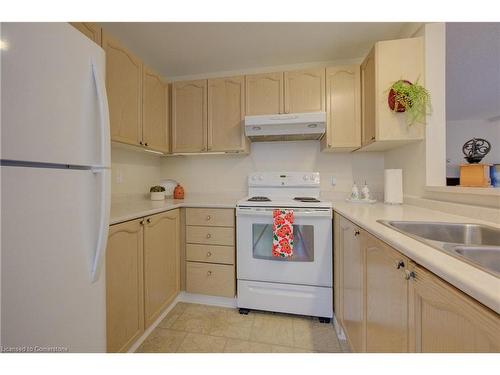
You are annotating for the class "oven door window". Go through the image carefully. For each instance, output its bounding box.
[252,223,314,261]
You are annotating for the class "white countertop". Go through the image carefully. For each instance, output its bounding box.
[110,192,243,225]
[332,201,500,314]
[110,193,499,313]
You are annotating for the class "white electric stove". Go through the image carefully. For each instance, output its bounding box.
[236,172,333,321]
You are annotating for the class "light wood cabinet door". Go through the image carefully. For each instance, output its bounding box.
[339,216,365,352]
[144,210,180,328]
[409,263,500,353]
[69,22,102,45]
[361,47,376,146]
[102,32,143,147]
[321,65,361,151]
[106,219,144,353]
[171,80,207,153]
[364,233,409,352]
[245,72,284,115]
[208,76,248,152]
[143,67,169,153]
[284,68,325,113]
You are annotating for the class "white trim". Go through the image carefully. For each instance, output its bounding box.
[425,22,447,187]
[127,294,183,353]
[426,185,500,197]
[177,291,237,308]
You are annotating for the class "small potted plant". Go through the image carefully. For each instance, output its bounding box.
[150,185,166,201]
[388,79,431,125]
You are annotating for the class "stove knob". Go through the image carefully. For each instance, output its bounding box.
[303,175,309,181]
[251,175,257,181]
[310,175,316,181]
[258,175,264,181]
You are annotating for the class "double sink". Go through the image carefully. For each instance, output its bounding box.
[377,220,500,277]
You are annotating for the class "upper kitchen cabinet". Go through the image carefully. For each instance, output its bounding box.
[102,31,143,147]
[143,67,169,153]
[359,37,425,151]
[245,72,284,115]
[171,80,207,153]
[284,68,325,113]
[321,65,361,152]
[408,263,500,353]
[208,76,249,153]
[69,22,102,45]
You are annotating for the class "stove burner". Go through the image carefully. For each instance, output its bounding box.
[247,196,271,202]
[293,197,321,203]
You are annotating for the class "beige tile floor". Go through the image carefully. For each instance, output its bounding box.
[137,302,349,353]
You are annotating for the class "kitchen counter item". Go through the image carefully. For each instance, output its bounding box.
[174,183,185,199]
[384,169,403,204]
[159,179,178,198]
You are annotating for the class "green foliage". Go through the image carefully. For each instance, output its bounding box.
[150,185,166,192]
[390,79,431,125]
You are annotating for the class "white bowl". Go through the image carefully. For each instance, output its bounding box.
[150,191,165,201]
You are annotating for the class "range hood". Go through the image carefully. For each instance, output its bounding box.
[244,112,326,142]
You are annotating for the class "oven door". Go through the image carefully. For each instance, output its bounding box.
[236,206,332,287]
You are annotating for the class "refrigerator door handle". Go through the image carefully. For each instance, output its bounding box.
[90,167,111,283]
[91,59,111,168]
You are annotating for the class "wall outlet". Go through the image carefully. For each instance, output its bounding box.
[331,176,337,186]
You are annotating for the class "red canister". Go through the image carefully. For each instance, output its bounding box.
[173,184,185,199]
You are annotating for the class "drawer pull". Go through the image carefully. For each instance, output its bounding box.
[206,251,212,257]
[207,271,212,276]
[206,215,211,221]
[206,233,212,239]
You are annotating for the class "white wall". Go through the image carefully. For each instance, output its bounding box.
[160,141,385,198]
[111,145,163,197]
[446,119,500,177]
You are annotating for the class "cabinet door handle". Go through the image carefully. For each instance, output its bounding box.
[139,141,143,145]
[396,260,405,269]
[206,215,211,221]
[144,142,149,147]
[207,271,212,276]
[371,136,375,140]
[146,218,151,224]
[404,270,416,280]
[354,230,360,236]
[139,220,144,225]
[206,251,212,257]
[206,233,212,239]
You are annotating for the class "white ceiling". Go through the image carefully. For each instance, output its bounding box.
[446,22,500,122]
[99,22,407,78]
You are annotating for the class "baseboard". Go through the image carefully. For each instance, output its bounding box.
[177,291,237,308]
[127,293,182,353]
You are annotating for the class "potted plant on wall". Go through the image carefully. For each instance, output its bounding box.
[388,79,431,125]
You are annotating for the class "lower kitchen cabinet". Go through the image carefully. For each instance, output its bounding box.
[106,209,180,352]
[184,208,236,297]
[106,218,144,353]
[336,215,365,352]
[334,212,500,353]
[143,210,180,329]
[408,263,500,352]
[364,233,410,352]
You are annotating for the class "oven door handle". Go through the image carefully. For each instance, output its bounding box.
[236,207,332,218]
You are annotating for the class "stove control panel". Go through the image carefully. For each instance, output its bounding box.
[248,172,320,187]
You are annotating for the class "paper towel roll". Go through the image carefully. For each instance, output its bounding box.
[384,169,403,204]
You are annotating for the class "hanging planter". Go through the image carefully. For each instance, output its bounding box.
[387,79,431,125]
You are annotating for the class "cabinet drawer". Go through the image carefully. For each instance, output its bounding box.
[186,226,234,246]
[186,244,235,265]
[186,208,235,227]
[186,262,235,297]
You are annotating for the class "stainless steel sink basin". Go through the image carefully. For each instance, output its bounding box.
[452,246,500,274]
[377,220,500,277]
[382,221,500,246]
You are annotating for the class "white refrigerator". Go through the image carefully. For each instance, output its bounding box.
[1,23,111,352]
